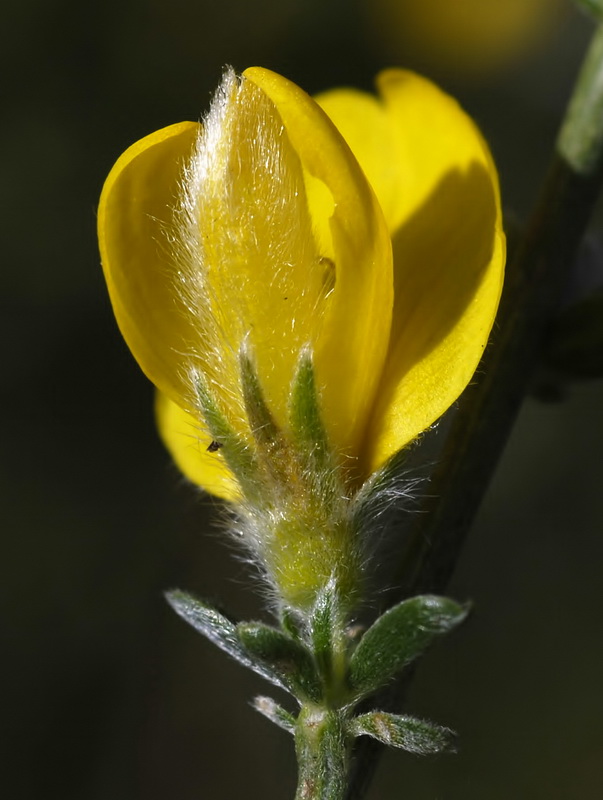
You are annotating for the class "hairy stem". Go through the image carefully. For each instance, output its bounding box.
[295,707,350,800]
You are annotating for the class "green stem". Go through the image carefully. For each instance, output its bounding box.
[295,706,350,800]
[558,23,603,174]
[345,21,603,800]
[574,0,603,25]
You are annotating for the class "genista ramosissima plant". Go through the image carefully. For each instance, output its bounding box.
[98,66,505,798]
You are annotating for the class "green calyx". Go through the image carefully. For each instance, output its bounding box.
[207,344,362,615]
[180,349,468,798]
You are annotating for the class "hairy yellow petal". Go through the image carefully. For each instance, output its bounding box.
[156,391,241,502]
[244,67,393,463]
[174,70,329,432]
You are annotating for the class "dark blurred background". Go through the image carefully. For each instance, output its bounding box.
[2,0,603,797]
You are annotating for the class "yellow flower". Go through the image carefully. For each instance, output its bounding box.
[98,67,504,610]
[365,0,566,81]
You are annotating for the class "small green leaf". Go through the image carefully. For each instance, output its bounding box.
[350,711,456,755]
[349,595,468,698]
[237,622,322,703]
[252,695,296,733]
[165,590,287,690]
[288,349,344,508]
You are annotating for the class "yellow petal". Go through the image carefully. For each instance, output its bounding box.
[100,70,392,473]
[318,70,505,473]
[155,391,241,502]
[176,71,327,433]
[314,88,405,234]
[245,67,393,461]
[98,121,202,408]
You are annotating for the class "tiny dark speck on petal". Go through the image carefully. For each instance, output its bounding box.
[207,440,223,452]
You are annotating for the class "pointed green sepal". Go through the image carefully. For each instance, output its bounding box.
[253,695,296,734]
[192,371,260,500]
[350,711,456,755]
[348,595,468,698]
[289,348,331,466]
[239,344,282,448]
[350,447,421,537]
[237,622,322,703]
[165,590,287,691]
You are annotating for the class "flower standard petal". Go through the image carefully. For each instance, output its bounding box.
[314,88,404,234]
[368,70,505,470]
[244,67,394,465]
[318,70,505,473]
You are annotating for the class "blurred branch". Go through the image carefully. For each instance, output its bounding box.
[559,23,603,174]
[575,0,603,24]
[346,22,603,800]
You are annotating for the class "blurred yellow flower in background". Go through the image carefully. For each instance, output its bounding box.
[366,0,567,80]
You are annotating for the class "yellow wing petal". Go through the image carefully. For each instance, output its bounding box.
[318,70,505,473]
[155,391,241,502]
[98,121,201,410]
